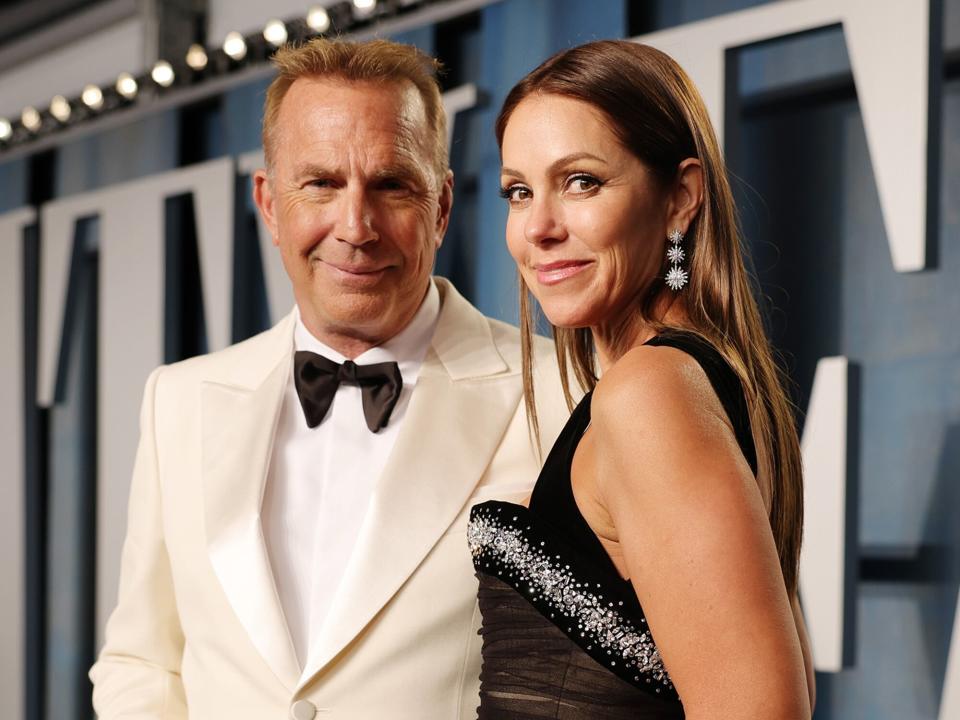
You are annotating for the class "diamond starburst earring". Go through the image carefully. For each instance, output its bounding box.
[665,228,688,291]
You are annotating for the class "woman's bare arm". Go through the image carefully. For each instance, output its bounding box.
[590,346,810,719]
[791,593,816,711]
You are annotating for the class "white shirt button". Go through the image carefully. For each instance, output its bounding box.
[290,699,317,720]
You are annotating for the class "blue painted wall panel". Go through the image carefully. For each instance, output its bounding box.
[733,7,960,713]
[0,158,27,213]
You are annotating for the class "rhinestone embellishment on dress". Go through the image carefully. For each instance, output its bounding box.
[469,504,675,694]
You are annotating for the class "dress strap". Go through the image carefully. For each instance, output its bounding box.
[643,330,757,475]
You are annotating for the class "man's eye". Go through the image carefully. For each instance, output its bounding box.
[309,178,335,189]
[499,184,531,203]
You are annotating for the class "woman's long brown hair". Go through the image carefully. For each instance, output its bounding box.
[497,40,804,596]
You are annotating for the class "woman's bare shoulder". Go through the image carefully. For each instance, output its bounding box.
[589,341,748,502]
[591,343,723,432]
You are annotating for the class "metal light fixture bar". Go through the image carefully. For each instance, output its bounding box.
[0,0,497,160]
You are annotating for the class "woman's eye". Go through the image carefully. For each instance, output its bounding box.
[499,184,531,203]
[567,174,600,194]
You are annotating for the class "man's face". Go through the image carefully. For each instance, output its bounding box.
[254,77,452,354]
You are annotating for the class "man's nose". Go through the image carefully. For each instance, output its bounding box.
[523,195,566,246]
[334,186,378,246]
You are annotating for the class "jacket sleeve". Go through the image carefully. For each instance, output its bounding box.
[89,367,188,718]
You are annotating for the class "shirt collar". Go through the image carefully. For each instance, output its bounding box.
[293,279,440,387]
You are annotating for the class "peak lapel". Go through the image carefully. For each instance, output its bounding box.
[201,315,301,691]
[299,279,518,684]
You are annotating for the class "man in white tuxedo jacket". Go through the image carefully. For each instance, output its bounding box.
[89,39,567,719]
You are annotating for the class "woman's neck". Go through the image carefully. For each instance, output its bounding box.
[591,295,689,374]
[592,318,654,374]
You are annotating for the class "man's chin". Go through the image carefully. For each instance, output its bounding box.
[304,298,397,337]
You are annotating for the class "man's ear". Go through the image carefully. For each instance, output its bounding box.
[666,158,704,236]
[253,168,280,247]
[434,170,455,249]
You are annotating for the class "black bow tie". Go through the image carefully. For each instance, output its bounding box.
[293,351,403,433]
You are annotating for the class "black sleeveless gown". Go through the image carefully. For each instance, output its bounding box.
[468,331,757,719]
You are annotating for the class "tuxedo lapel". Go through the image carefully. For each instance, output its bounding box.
[201,314,301,691]
[299,279,519,684]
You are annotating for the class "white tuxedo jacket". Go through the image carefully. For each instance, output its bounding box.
[90,278,568,719]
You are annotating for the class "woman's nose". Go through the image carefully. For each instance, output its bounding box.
[523,195,566,245]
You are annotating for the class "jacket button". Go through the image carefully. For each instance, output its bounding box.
[290,699,317,720]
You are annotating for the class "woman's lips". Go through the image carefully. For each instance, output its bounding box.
[534,260,593,286]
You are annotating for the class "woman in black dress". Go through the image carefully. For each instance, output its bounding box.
[469,41,814,718]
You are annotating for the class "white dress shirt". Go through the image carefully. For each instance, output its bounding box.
[262,281,440,671]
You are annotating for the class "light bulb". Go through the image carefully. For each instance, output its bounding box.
[151,61,175,87]
[306,6,330,33]
[21,106,41,132]
[263,19,287,47]
[81,84,104,110]
[186,43,208,71]
[50,95,72,122]
[223,31,247,61]
[116,72,139,99]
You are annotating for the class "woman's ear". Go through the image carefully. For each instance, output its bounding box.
[666,158,704,235]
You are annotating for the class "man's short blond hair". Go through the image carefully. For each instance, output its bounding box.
[263,38,448,184]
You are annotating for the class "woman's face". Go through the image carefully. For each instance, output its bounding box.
[500,93,669,330]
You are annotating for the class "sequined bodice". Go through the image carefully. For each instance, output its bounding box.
[468,331,756,718]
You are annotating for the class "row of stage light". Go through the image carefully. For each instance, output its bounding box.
[0,0,428,150]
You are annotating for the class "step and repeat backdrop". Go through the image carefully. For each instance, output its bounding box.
[0,0,958,718]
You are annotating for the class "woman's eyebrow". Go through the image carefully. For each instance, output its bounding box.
[501,152,608,181]
[548,152,607,172]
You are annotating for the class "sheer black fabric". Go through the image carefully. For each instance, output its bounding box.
[476,575,685,720]
[470,331,756,718]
